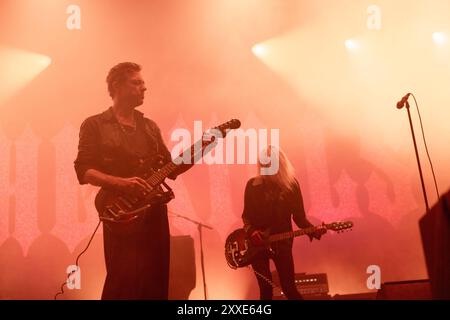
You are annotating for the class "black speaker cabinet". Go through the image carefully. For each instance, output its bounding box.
[376,279,432,300]
[169,235,196,300]
[419,189,450,299]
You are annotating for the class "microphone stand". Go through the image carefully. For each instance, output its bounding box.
[401,100,430,213]
[169,211,213,300]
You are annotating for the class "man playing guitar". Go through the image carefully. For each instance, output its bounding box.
[74,62,190,299]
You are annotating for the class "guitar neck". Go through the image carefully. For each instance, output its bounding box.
[268,224,331,243]
[145,161,178,187]
[142,119,240,188]
[145,137,215,187]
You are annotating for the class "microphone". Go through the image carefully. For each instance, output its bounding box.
[396,93,411,109]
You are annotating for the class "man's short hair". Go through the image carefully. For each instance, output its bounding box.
[106,62,142,98]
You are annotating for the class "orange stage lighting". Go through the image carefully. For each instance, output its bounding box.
[432,32,448,46]
[251,44,268,58]
[0,47,51,105]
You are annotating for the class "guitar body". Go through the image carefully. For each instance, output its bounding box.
[95,184,174,223]
[95,168,175,223]
[224,229,270,269]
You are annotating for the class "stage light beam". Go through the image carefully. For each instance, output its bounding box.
[345,39,360,51]
[252,44,268,58]
[0,47,52,105]
[432,32,448,46]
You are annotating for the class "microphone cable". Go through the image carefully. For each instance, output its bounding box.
[410,93,441,201]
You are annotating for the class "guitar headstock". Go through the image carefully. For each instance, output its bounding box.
[207,119,241,139]
[327,221,353,233]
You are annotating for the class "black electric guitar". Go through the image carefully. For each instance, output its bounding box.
[224,221,353,269]
[95,119,241,223]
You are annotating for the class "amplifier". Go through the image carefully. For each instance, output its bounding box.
[272,272,329,298]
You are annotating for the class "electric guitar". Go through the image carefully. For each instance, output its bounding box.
[224,221,353,269]
[95,119,241,223]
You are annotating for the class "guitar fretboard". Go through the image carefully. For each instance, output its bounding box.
[268,224,331,243]
[145,138,214,187]
[142,119,239,189]
[146,162,178,187]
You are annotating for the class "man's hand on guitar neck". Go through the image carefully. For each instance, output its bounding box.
[308,225,327,242]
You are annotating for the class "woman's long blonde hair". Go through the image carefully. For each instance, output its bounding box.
[257,145,296,192]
